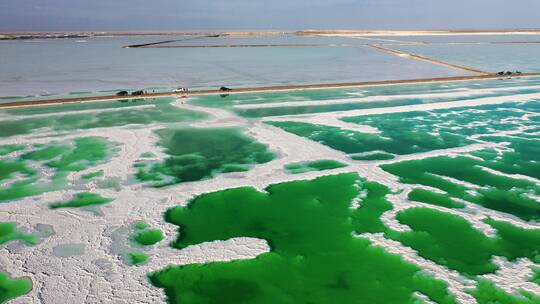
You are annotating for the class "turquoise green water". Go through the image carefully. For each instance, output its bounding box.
[532,269,540,285]
[131,222,164,246]
[128,252,150,266]
[381,143,540,221]
[50,192,113,209]
[191,77,540,119]
[350,182,540,276]
[0,272,32,304]
[136,128,275,187]
[0,222,38,245]
[234,91,540,118]
[351,180,394,234]
[82,170,104,180]
[150,174,456,304]
[1,98,157,116]
[353,190,500,276]
[359,201,540,276]
[471,279,540,304]
[0,137,113,202]
[350,152,395,161]
[133,221,150,230]
[284,159,346,174]
[238,98,423,118]
[268,121,470,157]
[0,144,24,156]
[485,218,540,263]
[472,136,540,180]
[191,81,493,108]
[25,137,110,172]
[388,208,499,276]
[408,189,466,209]
[343,101,538,141]
[0,100,206,138]
[268,100,538,160]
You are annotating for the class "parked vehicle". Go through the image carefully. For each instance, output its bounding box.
[131,90,144,96]
[220,86,232,91]
[116,90,129,96]
[174,87,189,93]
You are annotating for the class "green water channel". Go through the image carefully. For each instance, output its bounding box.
[150,173,457,304]
[0,137,113,202]
[0,272,32,303]
[350,152,395,161]
[387,209,540,276]
[284,159,346,174]
[0,145,24,156]
[354,188,540,276]
[532,269,540,285]
[128,252,150,266]
[136,128,275,187]
[188,77,540,118]
[0,100,205,138]
[146,171,540,301]
[0,222,38,245]
[49,192,113,209]
[471,279,540,304]
[268,120,466,157]
[268,101,539,159]
[131,222,164,246]
[82,170,104,180]
[407,188,466,209]
[381,139,540,221]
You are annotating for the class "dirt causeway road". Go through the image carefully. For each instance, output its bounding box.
[1,73,539,109]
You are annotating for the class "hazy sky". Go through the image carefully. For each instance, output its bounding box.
[1,0,539,32]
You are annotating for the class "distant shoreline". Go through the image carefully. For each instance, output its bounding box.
[2,73,539,109]
[2,29,540,40]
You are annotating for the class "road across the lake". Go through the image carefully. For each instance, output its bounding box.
[1,73,539,109]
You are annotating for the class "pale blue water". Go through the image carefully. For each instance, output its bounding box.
[373,35,540,43]
[392,43,540,73]
[163,34,393,46]
[0,36,467,98]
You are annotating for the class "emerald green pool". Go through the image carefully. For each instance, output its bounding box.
[132,228,164,246]
[150,173,456,304]
[471,279,540,304]
[532,269,540,285]
[136,128,275,186]
[407,188,466,209]
[0,99,205,138]
[128,252,150,266]
[381,140,540,221]
[49,192,113,209]
[0,137,114,202]
[284,159,346,174]
[355,190,540,276]
[0,144,24,156]
[269,101,539,159]
[0,272,32,303]
[0,222,38,245]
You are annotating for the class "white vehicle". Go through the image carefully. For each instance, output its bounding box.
[174,87,189,93]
